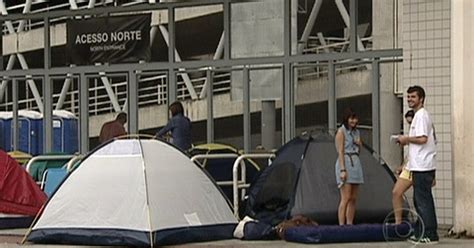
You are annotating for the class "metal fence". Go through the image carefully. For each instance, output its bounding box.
[0,37,371,116]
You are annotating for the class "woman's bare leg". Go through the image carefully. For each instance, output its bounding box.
[392,178,412,224]
[345,185,359,225]
[338,184,352,225]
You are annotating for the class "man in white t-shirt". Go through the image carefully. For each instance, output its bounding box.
[397,85,438,244]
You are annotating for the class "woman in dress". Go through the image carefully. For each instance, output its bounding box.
[335,108,363,225]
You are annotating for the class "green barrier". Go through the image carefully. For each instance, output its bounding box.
[25,153,74,182]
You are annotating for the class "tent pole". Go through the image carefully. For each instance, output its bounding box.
[136,139,155,247]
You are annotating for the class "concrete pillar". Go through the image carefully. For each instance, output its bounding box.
[261,100,276,150]
[451,0,474,235]
[230,0,297,147]
[372,0,402,168]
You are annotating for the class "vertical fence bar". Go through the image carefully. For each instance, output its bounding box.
[206,69,214,143]
[328,60,336,132]
[12,78,18,151]
[44,75,52,153]
[283,0,294,142]
[43,17,52,152]
[0,20,3,70]
[167,6,176,106]
[168,70,176,105]
[283,65,293,142]
[349,0,358,53]
[128,71,138,134]
[243,67,250,153]
[372,59,381,156]
[79,73,89,153]
[223,0,231,60]
[168,6,175,63]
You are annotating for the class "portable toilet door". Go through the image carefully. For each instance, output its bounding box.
[53,110,78,154]
[52,118,63,153]
[0,119,4,150]
[63,117,78,154]
[17,117,32,154]
[0,112,13,151]
[33,113,63,154]
[17,111,42,155]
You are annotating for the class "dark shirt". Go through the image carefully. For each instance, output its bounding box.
[156,113,192,151]
[99,120,126,144]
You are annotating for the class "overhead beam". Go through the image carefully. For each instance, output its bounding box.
[0,48,403,77]
[0,0,249,21]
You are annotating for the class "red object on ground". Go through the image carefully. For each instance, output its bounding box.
[0,150,47,216]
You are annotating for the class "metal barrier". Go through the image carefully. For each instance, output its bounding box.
[25,154,75,175]
[190,153,238,188]
[0,37,370,116]
[37,154,83,192]
[25,154,76,188]
[66,154,84,172]
[232,153,275,218]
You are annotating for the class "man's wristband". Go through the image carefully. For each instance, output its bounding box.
[340,169,347,172]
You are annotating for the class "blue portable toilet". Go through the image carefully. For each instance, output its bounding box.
[52,110,78,154]
[18,110,43,155]
[0,111,42,154]
[1,110,79,155]
[0,112,13,151]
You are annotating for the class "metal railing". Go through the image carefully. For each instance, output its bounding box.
[190,153,241,185]
[1,1,375,115]
[191,152,276,219]
[2,1,139,35]
[0,35,371,116]
[232,153,275,218]
[25,154,76,175]
[25,154,76,188]
[66,154,84,172]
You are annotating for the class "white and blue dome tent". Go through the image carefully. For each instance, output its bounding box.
[27,138,237,246]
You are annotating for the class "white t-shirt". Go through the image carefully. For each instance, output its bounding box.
[406,108,437,171]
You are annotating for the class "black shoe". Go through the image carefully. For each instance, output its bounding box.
[408,235,439,244]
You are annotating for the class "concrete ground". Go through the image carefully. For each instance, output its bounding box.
[1,228,472,248]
